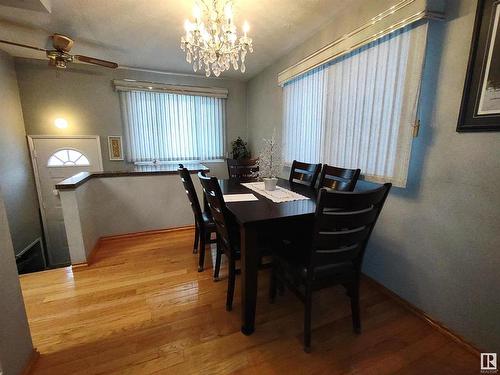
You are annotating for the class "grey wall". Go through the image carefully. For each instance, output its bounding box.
[0,189,34,375]
[246,0,500,352]
[15,59,249,171]
[0,50,42,255]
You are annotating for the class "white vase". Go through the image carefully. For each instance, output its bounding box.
[263,177,278,191]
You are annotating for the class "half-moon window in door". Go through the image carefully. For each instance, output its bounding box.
[47,149,90,167]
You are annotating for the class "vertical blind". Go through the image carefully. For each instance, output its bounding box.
[119,91,226,162]
[283,23,428,187]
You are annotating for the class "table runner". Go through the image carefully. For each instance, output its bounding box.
[241,182,310,203]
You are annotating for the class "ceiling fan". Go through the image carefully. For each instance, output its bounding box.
[0,34,118,69]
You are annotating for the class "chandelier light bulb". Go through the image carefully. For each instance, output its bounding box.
[193,4,201,22]
[202,29,210,41]
[224,3,233,22]
[180,0,253,77]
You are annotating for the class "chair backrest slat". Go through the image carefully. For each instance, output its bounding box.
[315,226,372,249]
[316,187,388,209]
[198,173,236,256]
[318,207,379,230]
[313,245,361,264]
[178,164,203,225]
[318,165,361,192]
[289,160,322,188]
[227,158,259,180]
[310,183,391,273]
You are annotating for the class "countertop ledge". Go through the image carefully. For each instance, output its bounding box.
[56,163,210,190]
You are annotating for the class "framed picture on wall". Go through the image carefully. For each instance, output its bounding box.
[458,0,500,132]
[108,136,124,160]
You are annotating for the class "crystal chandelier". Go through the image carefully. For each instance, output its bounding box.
[180,0,253,77]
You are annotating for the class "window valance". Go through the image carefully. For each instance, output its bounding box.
[113,79,228,99]
[277,0,444,86]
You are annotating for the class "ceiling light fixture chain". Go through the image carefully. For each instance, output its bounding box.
[180,0,253,77]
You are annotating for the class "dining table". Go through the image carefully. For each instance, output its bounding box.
[216,177,378,335]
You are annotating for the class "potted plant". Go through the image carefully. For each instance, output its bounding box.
[258,130,282,191]
[230,137,251,160]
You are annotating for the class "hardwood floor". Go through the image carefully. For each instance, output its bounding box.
[20,229,477,374]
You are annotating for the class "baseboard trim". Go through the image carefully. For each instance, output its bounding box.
[362,274,481,357]
[21,348,40,375]
[71,225,195,269]
[71,239,101,269]
[71,262,89,269]
[100,225,195,241]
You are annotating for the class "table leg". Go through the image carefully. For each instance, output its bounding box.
[240,223,259,335]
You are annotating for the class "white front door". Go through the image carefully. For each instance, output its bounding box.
[29,136,103,266]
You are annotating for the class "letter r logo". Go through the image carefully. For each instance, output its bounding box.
[481,353,497,371]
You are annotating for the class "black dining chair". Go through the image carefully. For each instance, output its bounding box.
[198,172,271,310]
[198,172,241,311]
[178,164,218,273]
[269,183,392,352]
[227,158,259,181]
[289,160,322,188]
[318,164,361,192]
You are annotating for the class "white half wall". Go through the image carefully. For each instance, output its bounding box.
[60,173,208,264]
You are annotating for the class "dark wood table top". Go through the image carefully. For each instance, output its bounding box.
[219,178,317,225]
[219,178,380,226]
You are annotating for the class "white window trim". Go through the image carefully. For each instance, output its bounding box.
[277,0,444,86]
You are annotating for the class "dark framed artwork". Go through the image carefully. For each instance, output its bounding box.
[458,0,500,132]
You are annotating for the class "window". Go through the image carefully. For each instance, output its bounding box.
[119,90,226,162]
[47,149,90,167]
[283,23,428,187]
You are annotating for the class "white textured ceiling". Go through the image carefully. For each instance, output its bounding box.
[0,0,350,79]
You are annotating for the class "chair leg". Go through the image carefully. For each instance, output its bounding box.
[193,225,199,254]
[226,258,236,311]
[198,231,206,272]
[342,282,352,297]
[213,238,222,281]
[269,263,277,303]
[304,287,312,353]
[350,280,361,334]
[278,279,285,296]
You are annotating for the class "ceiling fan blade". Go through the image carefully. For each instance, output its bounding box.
[73,55,118,69]
[0,39,47,52]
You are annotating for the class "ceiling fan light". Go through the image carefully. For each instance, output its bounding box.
[54,118,68,129]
